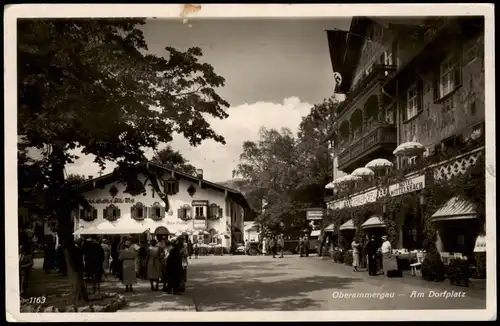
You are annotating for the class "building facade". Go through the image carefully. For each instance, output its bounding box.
[74,162,248,248]
[326,17,485,254]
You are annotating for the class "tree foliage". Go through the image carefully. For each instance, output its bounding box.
[235,98,340,234]
[18,18,230,299]
[151,145,197,176]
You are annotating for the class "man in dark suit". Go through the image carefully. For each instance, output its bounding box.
[365,235,379,276]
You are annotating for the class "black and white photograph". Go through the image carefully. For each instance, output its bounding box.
[5,3,495,322]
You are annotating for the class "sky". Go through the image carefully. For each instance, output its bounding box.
[65,18,352,182]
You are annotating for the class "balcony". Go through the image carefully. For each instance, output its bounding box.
[337,124,397,172]
[337,64,397,117]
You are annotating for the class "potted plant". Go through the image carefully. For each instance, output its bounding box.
[469,252,486,289]
[421,247,445,282]
[446,258,471,287]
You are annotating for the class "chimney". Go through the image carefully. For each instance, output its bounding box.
[88,175,93,180]
[195,169,203,179]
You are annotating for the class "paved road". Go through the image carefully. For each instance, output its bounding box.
[185,255,486,311]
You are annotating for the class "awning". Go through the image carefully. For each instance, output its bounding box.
[361,216,387,229]
[339,219,355,230]
[74,220,152,235]
[432,196,478,222]
[473,235,486,253]
[324,223,335,232]
[310,230,321,237]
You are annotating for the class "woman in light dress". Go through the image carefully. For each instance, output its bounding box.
[119,240,137,292]
[101,239,111,274]
[381,235,396,277]
[351,238,361,272]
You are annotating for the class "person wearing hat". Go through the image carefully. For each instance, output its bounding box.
[365,235,379,276]
[86,236,105,294]
[119,240,137,292]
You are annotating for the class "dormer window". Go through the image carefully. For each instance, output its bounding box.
[164,177,179,195]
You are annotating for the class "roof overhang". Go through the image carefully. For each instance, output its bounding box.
[72,161,251,210]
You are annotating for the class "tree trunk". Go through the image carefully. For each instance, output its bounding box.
[51,144,89,309]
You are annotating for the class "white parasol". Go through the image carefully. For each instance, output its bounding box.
[325,182,336,189]
[341,174,362,183]
[365,158,393,170]
[393,141,425,157]
[352,167,375,177]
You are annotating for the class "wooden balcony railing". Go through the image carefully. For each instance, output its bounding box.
[337,125,397,168]
[326,146,485,204]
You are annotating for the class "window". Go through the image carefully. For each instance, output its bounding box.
[79,207,97,221]
[406,85,419,120]
[164,178,179,195]
[439,54,461,99]
[104,204,120,221]
[382,51,393,76]
[177,204,192,220]
[385,106,394,124]
[208,204,222,219]
[131,202,146,220]
[150,202,164,220]
[195,206,204,217]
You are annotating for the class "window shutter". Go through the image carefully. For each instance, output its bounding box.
[92,208,98,220]
[103,208,107,219]
[175,180,180,194]
[417,79,424,112]
[401,98,407,121]
[143,206,148,219]
[117,208,121,218]
[433,74,440,101]
[218,207,223,219]
[131,206,136,219]
[177,208,183,219]
[160,206,166,218]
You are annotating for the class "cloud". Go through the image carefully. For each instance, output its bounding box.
[65,97,313,182]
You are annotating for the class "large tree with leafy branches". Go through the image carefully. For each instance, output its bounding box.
[18,18,229,305]
[235,97,340,235]
[151,145,197,176]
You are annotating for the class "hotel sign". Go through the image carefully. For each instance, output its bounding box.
[193,219,207,230]
[88,197,135,204]
[328,174,425,210]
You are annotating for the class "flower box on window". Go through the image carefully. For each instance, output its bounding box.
[131,202,147,221]
[104,204,120,221]
[150,202,165,221]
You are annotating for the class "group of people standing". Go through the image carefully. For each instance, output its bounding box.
[351,235,396,277]
[107,235,190,294]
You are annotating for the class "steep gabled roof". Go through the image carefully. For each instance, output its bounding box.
[73,161,251,210]
[327,17,372,94]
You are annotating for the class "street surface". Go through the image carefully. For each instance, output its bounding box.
[30,255,486,311]
[185,255,486,311]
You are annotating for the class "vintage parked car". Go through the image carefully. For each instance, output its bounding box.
[234,243,246,255]
[246,241,262,256]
